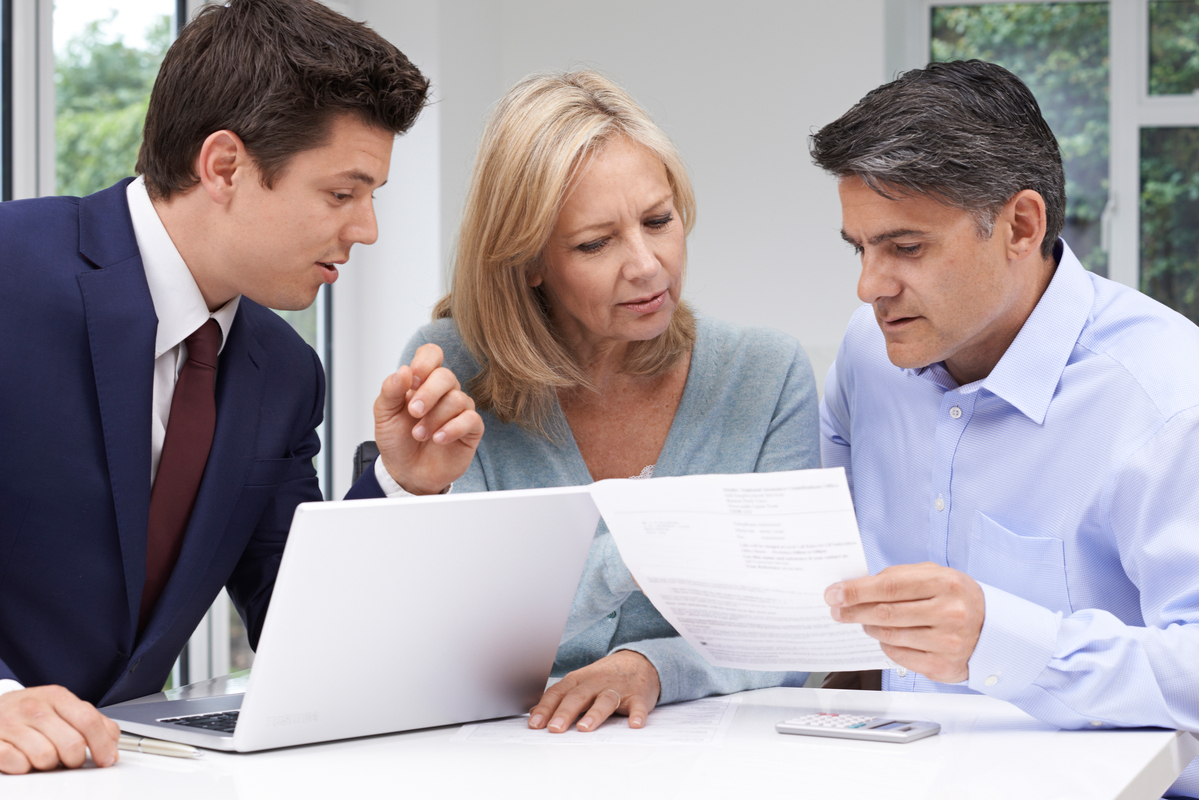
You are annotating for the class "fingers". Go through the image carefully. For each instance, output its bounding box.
[373,350,484,495]
[825,563,985,684]
[376,351,481,447]
[406,368,481,445]
[58,696,120,769]
[577,689,622,732]
[0,740,33,775]
[624,693,652,729]
[0,725,56,774]
[526,651,661,733]
[826,562,944,607]
[527,676,589,733]
[375,366,416,421]
[407,342,446,385]
[0,686,117,774]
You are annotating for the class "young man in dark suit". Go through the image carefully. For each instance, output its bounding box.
[0,0,482,774]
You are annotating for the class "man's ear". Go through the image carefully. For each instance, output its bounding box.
[1004,189,1048,262]
[196,130,249,205]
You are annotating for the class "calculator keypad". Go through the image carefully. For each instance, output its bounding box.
[784,713,879,729]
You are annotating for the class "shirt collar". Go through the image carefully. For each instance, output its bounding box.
[911,239,1093,424]
[126,176,240,358]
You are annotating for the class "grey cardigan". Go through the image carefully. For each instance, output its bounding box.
[400,315,820,704]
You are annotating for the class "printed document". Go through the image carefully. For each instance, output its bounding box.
[589,468,888,672]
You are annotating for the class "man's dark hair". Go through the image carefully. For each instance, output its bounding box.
[136,0,429,200]
[810,60,1065,258]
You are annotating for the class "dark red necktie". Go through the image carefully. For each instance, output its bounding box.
[139,319,220,633]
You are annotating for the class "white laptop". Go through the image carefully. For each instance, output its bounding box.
[102,486,599,752]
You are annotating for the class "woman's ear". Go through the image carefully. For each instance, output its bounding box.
[526,269,544,288]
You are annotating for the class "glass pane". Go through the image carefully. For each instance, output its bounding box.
[53,1,175,197]
[230,598,256,672]
[1149,1,1199,95]
[931,3,1110,276]
[1140,127,1199,323]
[273,307,319,348]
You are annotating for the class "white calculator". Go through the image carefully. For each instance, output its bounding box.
[776,712,940,743]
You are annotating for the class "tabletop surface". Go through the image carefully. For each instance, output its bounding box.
[7,677,1196,800]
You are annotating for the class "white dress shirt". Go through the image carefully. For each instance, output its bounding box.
[126,176,240,483]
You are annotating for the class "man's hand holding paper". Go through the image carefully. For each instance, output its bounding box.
[825,563,986,683]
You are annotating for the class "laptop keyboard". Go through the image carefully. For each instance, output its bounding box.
[160,710,240,733]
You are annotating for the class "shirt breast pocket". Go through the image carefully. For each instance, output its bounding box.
[966,512,1073,615]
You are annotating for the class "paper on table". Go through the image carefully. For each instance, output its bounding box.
[452,695,740,745]
[589,468,888,672]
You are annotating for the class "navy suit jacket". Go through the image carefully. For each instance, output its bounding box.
[0,180,382,706]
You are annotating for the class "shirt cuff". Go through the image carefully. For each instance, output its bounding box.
[0,679,25,698]
[373,456,451,498]
[966,582,1060,700]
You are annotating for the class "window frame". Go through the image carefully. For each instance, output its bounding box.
[892,0,1199,291]
[2,0,12,201]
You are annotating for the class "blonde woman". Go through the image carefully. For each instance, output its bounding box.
[399,71,819,732]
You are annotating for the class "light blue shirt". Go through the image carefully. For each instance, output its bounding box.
[822,241,1199,797]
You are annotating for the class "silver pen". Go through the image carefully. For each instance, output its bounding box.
[118,733,202,759]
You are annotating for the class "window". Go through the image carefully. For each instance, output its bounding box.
[932,4,1111,276]
[53,1,173,197]
[900,0,1199,323]
[2,0,12,201]
[1141,1,1199,320]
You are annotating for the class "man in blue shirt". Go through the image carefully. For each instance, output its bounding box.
[811,60,1199,796]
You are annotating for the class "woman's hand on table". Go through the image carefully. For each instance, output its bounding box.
[373,343,484,495]
[528,650,660,733]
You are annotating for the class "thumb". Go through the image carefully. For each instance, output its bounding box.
[375,366,415,421]
[624,694,651,728]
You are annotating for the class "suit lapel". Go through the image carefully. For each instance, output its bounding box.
[136,305,267,646]
[75,181,157,641]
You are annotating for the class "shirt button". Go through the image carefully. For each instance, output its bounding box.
[949,406,963,419]
[934,495,945,511]
[607,611,617,619]
[896,667,908,677]
[1090,720,1103,728]
[984,675,998,687]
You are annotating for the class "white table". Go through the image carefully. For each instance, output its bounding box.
[9,677,1196,799]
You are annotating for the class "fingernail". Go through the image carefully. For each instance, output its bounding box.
[631,716,644,727]
[830,605,842,622]
[549,717,565,732]
[413,425,426,440]
[529,714,543,728]
[410,399,425,416]
[579,716,593,731]
[411,375,421,389]
[432,431,446,444]
[100,754,115,767]
[825,585,845,606]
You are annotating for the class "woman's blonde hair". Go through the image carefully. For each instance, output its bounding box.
[435,70,697,433]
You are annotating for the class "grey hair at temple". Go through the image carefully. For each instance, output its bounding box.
[809,60,1066,259]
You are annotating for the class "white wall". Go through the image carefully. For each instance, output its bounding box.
[333,0,888,496]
